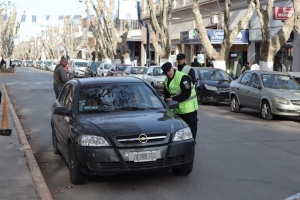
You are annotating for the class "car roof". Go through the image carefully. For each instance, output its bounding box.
[70,76,144,86]
[251,70,291,75]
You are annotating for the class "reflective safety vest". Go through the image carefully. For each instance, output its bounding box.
[164,70,198,114]
[181,65,191,75]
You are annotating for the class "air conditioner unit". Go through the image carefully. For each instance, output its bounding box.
[210,15,218,24]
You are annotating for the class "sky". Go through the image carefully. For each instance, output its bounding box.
[1,0,118,42]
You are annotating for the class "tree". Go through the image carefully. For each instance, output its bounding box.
[61,16,77,59]
[147,0,172,64]
[192,0,255,70]
[40,26,61,60]
[0,7,20,68]
[253,0,295,71]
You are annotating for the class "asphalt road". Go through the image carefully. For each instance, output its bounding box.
[1,67,300,200]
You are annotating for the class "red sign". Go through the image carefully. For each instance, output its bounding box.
[273,7,294,20]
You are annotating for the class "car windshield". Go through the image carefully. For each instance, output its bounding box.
[199,69,232,81]
[130,67,147,74]
[262,74,300,89]
[78,83,164,113]
[104,64,110,69]
[153,67,164,76]
[116,65,128,71]
[75,62,88,67]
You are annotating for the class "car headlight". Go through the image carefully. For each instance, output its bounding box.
[275,96,290,104]
[78,134,110,146]
[204,84,218,91]
[157,81,164,86]
[173,127,193,141]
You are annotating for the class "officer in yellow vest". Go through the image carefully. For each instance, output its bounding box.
[177,54,196,85]
[161,62,198,139]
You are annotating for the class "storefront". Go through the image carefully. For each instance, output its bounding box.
[180,29,249,75]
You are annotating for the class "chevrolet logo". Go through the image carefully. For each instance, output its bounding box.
[138,134,148,143]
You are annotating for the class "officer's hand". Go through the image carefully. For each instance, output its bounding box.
[166,98,173,101]
[69,74,75,79]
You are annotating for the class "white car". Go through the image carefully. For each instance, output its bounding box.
[142,65,166,94]
[49,61,58,72]
[69,59,88,78]
[97,63,111,77]
[124,66,148,79]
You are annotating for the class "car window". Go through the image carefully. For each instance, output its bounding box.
[249,74,260,87]
[75,62,87,67]
[146,67,152,75]
[78,83,164,113]
[104,64,110,69]
[262,74,300,89]
[59,84,71,105]
[65,86,74,110]
[240,72,252,85]
[131,67,147,74]
[116,65,128,71]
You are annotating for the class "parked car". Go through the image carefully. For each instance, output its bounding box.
[44,61,53,71]
[26,60,34,67]
[193,67,232,104]
[49,61,58,72]
[11,59,21,67]
[107,64,131,76]
[230,70,300,120]
[97,63,111,77]
[69,59,88,77]
[124,66,148,79]
[142,66,165,94]
[51,77,195,184]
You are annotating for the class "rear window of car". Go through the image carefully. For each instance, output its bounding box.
[78,83,164,113]
[116,65,129,71]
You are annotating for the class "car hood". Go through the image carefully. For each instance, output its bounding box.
[265,88,300,99]
[75,110,185,137]
[201,80,231,87]
[153,75,166,81]
[131,74,144,79]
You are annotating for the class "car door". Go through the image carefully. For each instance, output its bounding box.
[237,72,252,107]
[247,73,262,109]
[56,84,74,154]
[143,67,153,84]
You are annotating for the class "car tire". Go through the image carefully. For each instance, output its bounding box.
[52,126,60,155]
[172,164,193,176]
[197,90,203,105]
[261,101,273,120]
[230,96,240,113]
[68,142,88,185]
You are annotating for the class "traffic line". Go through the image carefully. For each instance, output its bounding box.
[0,83,53,200]
[285,192,300,200]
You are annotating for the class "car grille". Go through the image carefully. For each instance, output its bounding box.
[126,159,164,169]
[290,100,300,105]
[167,156,185,165]
[116,133,167,144]
[218,88,229,92]
[99,162,122,170]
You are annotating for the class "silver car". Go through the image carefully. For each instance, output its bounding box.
[124,66,148,79]
[142,66,165,94]
[230,70,300,120]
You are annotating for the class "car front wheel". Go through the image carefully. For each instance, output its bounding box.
[197,90,203,105]
[172,164,193,176]
[261,101,273,120]
[68,142,88,184]
[230,96,240,113]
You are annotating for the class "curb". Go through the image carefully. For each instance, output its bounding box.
[1,83,53,200]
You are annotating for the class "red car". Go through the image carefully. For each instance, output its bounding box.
[107,64,132,76]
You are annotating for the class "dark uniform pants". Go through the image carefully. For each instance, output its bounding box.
[177,110,198,140]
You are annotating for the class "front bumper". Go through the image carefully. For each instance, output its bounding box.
[270,100,300,116]
[75,140,195,175]
[201,89,230,103]
[75,70,85,77]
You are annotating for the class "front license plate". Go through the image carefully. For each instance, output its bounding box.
[132,151,158,162]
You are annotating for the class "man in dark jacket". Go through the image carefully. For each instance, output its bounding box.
[53,57,74,99]
[176,54,196,85]
[191,58,201,67]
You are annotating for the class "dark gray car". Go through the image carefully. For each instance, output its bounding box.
[51,77,195,184]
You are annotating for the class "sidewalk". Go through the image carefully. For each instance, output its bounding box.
[0,83,52,200]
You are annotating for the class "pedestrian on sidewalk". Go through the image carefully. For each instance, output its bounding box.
[250,60,260,70]
[53,57,74,99]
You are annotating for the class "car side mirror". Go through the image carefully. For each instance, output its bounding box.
[167,100,179,109]
[253,84,261,89]
[148,73,152,75]
[54,106,71,116]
